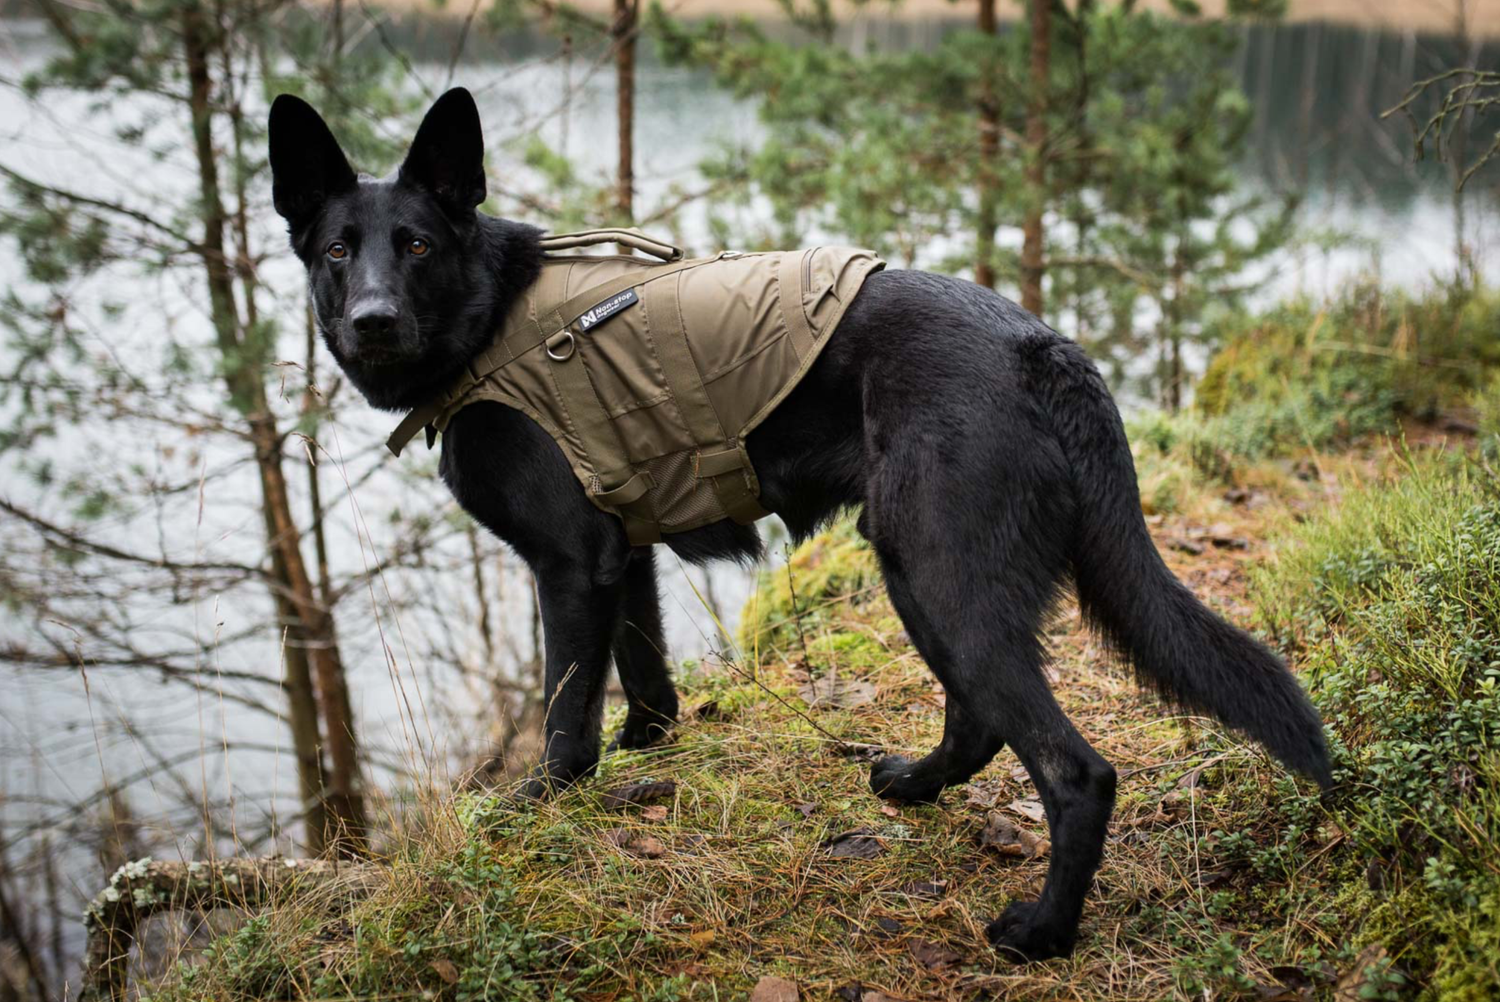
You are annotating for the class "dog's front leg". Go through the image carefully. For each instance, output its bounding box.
[517,559,625,800]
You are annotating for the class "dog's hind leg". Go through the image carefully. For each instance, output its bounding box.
[862,423,1116,961]
[869,694,1003,802]
[608,549,679,751]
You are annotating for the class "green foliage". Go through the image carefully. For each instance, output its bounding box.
[1124,282,1500,496]
[1243,455,1500,997]
[1197,280,1500,435]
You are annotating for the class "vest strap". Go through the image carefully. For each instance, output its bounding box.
[592,471,653,506]
[704,440,769,526]
[538,228,684,262]
[641,278,767,527]
[779,249,816,363]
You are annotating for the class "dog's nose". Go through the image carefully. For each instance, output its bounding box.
[349,302,400,338]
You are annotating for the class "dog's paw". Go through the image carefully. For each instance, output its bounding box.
[985,901,1076,962]
[606,715,674,753]
[868,754,944,803]
[514,754,597,802]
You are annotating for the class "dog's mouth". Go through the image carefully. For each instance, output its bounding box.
[351,345,412,367]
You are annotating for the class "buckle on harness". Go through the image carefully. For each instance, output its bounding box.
[545,330,576,362]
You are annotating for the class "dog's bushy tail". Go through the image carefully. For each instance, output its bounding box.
[1032,337,1332,787]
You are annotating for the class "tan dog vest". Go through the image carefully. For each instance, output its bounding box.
[388,228,884,545]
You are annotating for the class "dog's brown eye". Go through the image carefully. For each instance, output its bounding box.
[408,238,429,257]
[326,242,347,260]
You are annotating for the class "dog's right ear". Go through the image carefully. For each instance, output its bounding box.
[268,95,356,228]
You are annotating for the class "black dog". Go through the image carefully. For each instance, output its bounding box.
[269,88,1331,961]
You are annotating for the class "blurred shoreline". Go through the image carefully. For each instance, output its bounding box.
[315,0,1500,40]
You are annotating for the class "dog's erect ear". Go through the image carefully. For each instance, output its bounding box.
[268,95,356,227]
[399,88,486,213]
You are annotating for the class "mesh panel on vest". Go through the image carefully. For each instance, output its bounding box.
[644,451,722,529]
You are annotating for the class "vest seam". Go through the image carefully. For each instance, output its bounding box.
[698,328,790,385]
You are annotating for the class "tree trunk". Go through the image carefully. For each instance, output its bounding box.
[1163,228,1185,412]
[181,4,365,854]
[1019,0,1051,316]
[613,0,636,227]
[974,0,1000,288]
[248,414,367,855]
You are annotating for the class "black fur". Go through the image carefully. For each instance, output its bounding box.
[270,88,1332,962]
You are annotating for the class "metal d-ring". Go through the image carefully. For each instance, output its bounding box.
[546,330,576,362]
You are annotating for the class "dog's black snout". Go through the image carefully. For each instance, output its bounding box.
[349,301,400,339]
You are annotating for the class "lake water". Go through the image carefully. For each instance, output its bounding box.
[0,10,1497,988]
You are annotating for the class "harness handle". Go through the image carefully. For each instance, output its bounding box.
[538,227,684,262]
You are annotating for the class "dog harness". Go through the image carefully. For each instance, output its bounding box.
[388,228,884,545]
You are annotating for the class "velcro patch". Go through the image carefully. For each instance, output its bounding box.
[576,288,640,332]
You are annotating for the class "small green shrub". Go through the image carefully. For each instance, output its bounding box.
[1244,454,1500,998]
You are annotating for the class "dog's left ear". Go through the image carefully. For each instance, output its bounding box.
[399,88,486,213]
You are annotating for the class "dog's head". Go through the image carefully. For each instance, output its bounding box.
[269,88,535,411]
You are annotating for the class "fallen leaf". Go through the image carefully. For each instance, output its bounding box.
[860,993,898,1002]
[1334,944,1390,1002]
[979,812,1050,859]
[1168,537,1205,556]
[879,805,900,818]
[428,958,459,985]
[1267,965,1314,989]
[600,780,676,810]
[750,975,799,1002]
[1007,798,1046,823]
[964,780,1006,809]
[872,916,903,938]
[634,835,666,858]
[800,674,877,709]
[826,827,886,859]
[1159,786,1202,818]
[641,805,668,822]
[908,938,962,970]
[899,879,948,898]
[689,929,715,949]
[604,828,667,858]
[794,801,818,818]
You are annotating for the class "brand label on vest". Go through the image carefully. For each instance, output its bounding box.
[577,288,639,332]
